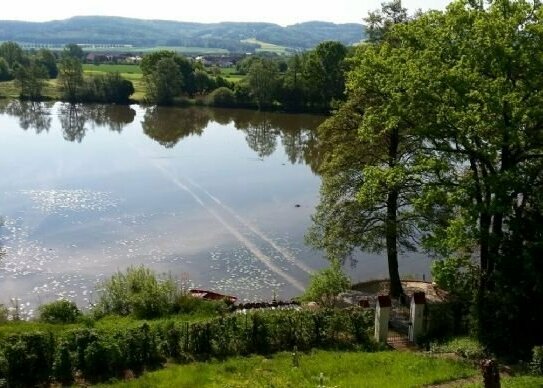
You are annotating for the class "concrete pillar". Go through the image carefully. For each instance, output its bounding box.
[374,295,391,343]
[409,292,426,344]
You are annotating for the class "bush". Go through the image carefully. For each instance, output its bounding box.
[2,332,55,387]
[206,87,236,107]
[430,337,486,360]
[531,346,543,375]
[302,259,350,308]
[39,299,81,323]
[93,266,180,319]
[79,73,134,103]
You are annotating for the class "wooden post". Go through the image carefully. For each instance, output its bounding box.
[374,295,391,343]
[409,292,426,344]
[480,359,500,388]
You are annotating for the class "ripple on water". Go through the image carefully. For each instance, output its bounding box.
[20,189,120,214]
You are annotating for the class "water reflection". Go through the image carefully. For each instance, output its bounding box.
[59,103,136,142]
[2,100,324,168]
[142,106,324,166]
[142,106,208,148]
[0,100,53,134]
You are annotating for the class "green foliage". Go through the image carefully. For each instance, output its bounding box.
[143,54,184,105]
[530,346,543,375]
[13,60,48,100]
[432,256,479,301]
[206,86,236,107]
[35,49,58,79]
[0,42,24,68]
[0,308,375,386]
[302,260,350,307]
[63,43,85,60]
[93,266,179,319]
[39,299,82,324]
[0,58,10,81]
[58,56,84,102]
[302,41,348,109]
[247,59,279,109]
[430,337,486,360]
[1,332,55,387]
[80,72,135,103]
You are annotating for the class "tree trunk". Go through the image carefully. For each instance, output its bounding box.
[386,188,404,298]
[386,127,404,298]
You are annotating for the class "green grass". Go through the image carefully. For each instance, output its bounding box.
[464,375,543,387]
[430,337,486,360]
[0,79,60,100]
[83,64,142,74]
[102,350,476,388]
[241,38,290,55]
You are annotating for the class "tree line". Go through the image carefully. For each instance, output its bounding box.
[0,41,350,112]
[309,0,543,359]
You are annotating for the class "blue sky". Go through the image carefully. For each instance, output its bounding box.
[2,0,452,25]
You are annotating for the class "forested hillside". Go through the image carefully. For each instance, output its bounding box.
[0,16,365,52]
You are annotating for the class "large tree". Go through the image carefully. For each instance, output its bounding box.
[302,41,348,110]
[58,56,84,102]
[338,0,543,356]
[400,0,543,356]
[246,59,279,110]
[13,60,48,100]
[308,1,413,298]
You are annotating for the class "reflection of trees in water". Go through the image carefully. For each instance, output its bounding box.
[140,105,325,166]
[81,104,136,133]
[58,103,136,142]
[230,109,323,163]
[0,100,53,134]
[142,106,211,148]
[59,104,88,143]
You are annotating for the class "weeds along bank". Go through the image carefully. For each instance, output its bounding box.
[0,308,375,386]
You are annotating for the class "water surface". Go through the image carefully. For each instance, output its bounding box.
[0,101,430,315]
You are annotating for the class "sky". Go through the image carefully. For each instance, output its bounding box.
[2,0,452,25]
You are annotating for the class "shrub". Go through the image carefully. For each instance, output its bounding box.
[39,299,81,323]
[93,266,180,319]
[207,87,236,107]
[2,332,55,387]
[302,259,350,307]
[531,346,543,375]
[79,73,134,103]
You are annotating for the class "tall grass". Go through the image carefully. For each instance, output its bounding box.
[104,350,476,388]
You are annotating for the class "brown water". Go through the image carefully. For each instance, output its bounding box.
[0,100,430,315]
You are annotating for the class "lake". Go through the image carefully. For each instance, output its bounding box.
[0,100,431,315]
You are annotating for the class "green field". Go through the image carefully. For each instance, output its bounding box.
[103,350,476,388]
[242,38,290,55]
[83,64,142,74]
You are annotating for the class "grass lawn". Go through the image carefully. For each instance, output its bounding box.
[103,350,476,388]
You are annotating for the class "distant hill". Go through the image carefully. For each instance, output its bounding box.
[0,16,366,53]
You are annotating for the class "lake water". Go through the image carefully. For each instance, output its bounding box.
[0,100,431,315]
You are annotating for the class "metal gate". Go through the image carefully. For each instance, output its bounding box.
[387,302,410,347]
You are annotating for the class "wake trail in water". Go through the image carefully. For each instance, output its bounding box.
[186,178,314,275]
[144,159,305,292]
